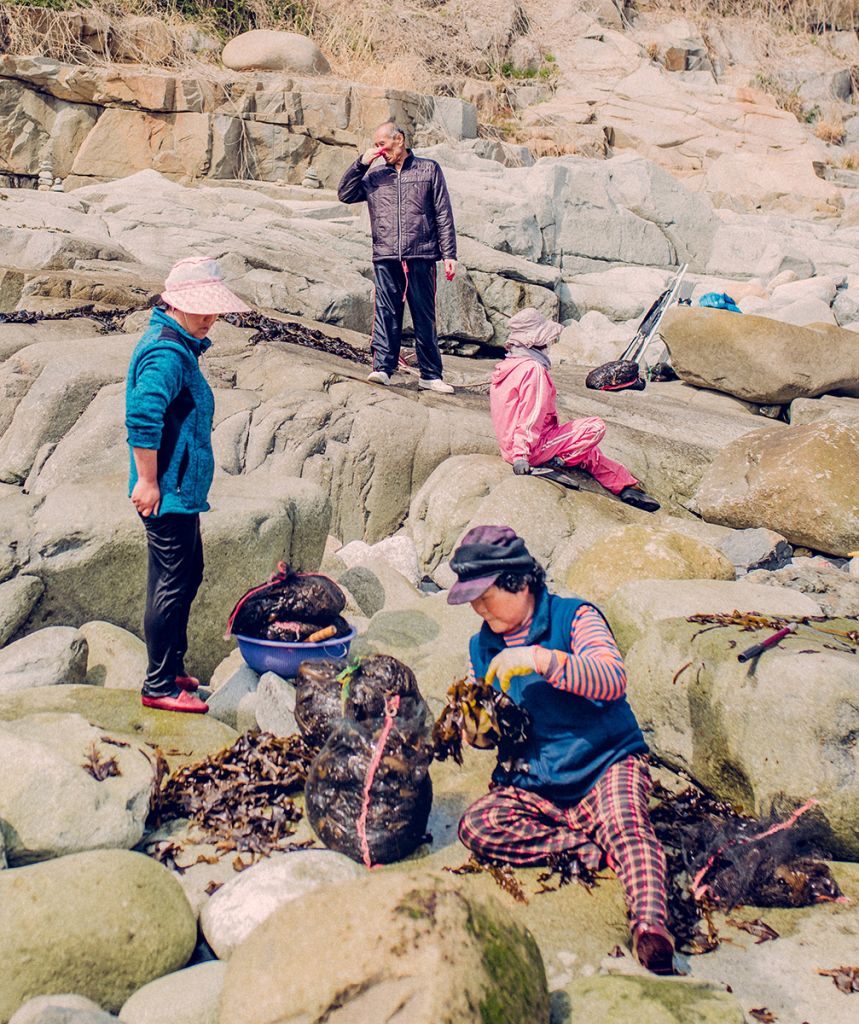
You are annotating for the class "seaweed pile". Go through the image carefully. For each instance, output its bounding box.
[432,677,531,772]
[223,310,370,364]
[227,562,349,643]
[649,781,842,953]
[152,731,313,858]
[0,304,144,332]
[304,654,433,867]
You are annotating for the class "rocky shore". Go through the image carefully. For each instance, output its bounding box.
[1,3,859,1023]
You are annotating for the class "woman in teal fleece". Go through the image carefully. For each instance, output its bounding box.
[125,256,249,713]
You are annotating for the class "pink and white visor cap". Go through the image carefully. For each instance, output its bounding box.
[161,256,251,316]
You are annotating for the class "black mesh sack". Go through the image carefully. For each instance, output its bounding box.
[305,707,433,866]
[294,658,347,750]
[341,654,428,724]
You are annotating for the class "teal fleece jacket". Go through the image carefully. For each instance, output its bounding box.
[125,308,215,516]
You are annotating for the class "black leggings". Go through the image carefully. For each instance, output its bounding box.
[141,512,204,697]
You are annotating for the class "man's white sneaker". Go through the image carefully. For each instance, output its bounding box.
[367,370,391,385]
[418,378,454,394]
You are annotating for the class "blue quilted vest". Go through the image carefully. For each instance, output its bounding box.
[469,588,647,804]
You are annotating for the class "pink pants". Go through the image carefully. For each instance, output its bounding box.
[532,417,638,495]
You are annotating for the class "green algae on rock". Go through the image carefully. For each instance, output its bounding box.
[220,870,550,1024]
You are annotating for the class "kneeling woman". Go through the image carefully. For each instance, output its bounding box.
[448,525,674,973]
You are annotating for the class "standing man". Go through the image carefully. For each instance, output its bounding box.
[126,255,250,713]
[338,120,457,393]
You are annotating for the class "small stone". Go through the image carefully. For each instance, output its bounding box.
[119,961,226,1024]
[717,528,793,574]
[205,665,259,729]
[0,627,88,694]
[254,672,298,736]
[9,994,118,1024]
[0,575,44,647]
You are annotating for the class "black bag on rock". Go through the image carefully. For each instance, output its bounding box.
[304,654,433,867]
[226,563,347,640]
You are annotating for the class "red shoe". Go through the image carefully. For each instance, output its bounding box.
[175,674,201,691]
[632,922,675,975]
[141,689,209,714]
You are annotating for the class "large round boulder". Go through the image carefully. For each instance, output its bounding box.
[200,850,364,958]
[0,850,196,1020]
[692,421,859,556]
[625,616,859,859]
[660,305,859,403]
[0,712,155,864]
[219,870,549,1024]
[221,30,330,74]
[564,525,734,603]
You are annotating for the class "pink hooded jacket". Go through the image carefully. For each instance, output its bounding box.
[490,308,564,463]
[490,356,559,462]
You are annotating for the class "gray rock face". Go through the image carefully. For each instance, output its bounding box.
[0,627,88,693]
[0,711,155,864]
[661,307,859,404]
[0,576,44,647]
[118,962,226,1024]
[626,617,859,858]
[205,667,259,729]
[219,870,549,1024]
[200,850,365,958]
[0,850,196,1020]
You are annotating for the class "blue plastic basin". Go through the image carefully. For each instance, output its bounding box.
[235,628,356,678]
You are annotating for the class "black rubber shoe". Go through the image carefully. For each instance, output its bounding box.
[619,486,661,512]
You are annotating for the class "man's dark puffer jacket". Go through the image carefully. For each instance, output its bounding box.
[338,152,457,263]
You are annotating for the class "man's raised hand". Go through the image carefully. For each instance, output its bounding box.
[361,145,387,166]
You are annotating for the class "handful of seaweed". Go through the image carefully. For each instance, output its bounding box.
[227,562,349,643]
[649,781,842,953]
[432,678,531,772]
[153,732,313,856]
[304,654,433,866]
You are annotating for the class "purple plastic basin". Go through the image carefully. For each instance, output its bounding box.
[235,628,356,678]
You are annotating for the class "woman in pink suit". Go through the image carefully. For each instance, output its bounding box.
[490,308,660,511]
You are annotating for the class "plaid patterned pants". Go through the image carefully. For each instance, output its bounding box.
[458,755,668,928]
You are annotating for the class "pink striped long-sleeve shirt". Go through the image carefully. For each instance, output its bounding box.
[468,604,627,701]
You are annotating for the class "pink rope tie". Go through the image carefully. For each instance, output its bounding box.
[401,259,409,302]
[690,798,819,901]
[355,694,401,869]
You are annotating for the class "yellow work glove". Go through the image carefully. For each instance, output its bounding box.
[485,646,541,693]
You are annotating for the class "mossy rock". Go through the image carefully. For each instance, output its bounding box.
[565,525,734,603]
[0,849,196,1021]
[219,869,550,1024]
[555,975,744,1024]
[0,685,236,768]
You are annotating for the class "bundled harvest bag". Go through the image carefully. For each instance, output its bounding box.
[304,654,433,866]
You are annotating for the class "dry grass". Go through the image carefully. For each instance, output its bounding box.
[815,118,846,145]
